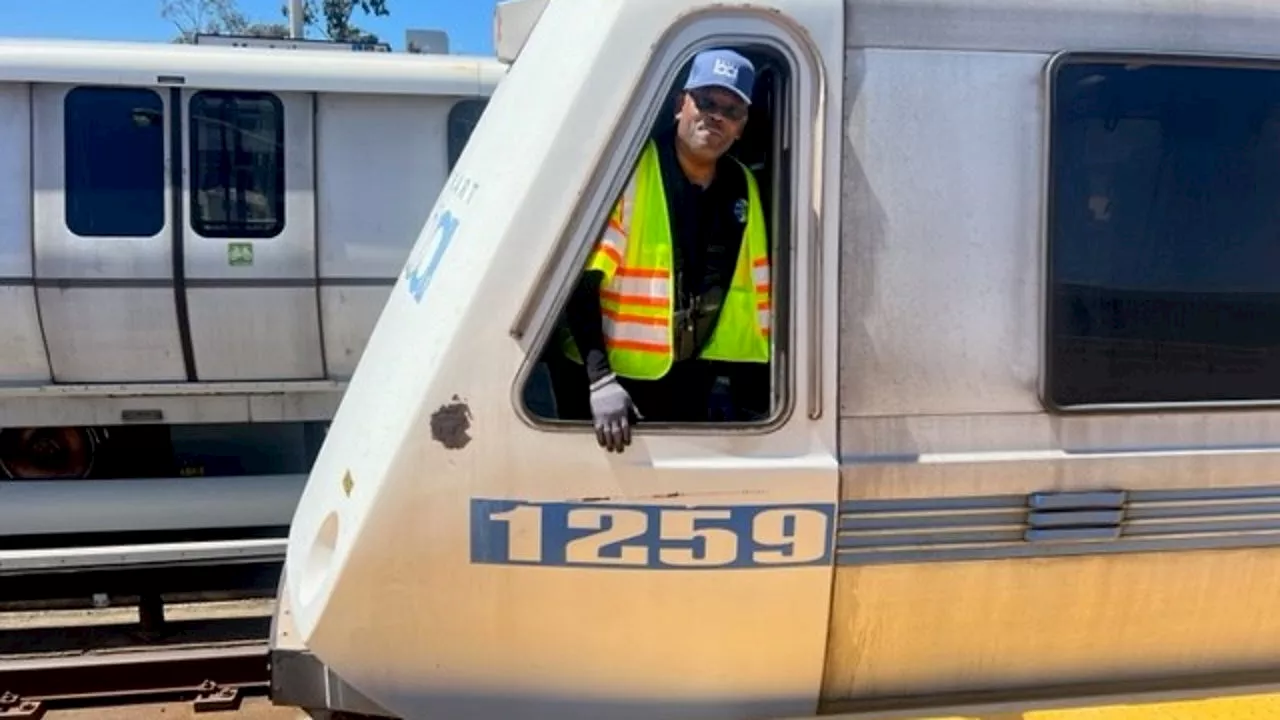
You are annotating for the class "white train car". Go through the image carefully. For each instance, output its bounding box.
[270,0,1280,718]
[0,38,503,556]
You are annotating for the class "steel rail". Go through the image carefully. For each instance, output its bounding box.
[0,538,287,575]
[0,641,270,716]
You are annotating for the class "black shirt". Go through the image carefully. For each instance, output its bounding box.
[565,125,750,385]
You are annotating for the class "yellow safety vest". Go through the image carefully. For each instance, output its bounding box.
[562,139,771,380]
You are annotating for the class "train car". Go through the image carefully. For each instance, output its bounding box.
[0,38,503,556]
[270,0,1280,718]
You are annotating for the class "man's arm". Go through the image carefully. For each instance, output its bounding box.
[564,167,638,386]
[570,166,644,453]
[565,269,611,385]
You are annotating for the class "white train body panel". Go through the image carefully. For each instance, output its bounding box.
[0,39,504,424]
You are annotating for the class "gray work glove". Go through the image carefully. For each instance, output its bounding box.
[589,373,642,453]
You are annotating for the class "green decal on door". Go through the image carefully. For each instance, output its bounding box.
[228,242,254,267]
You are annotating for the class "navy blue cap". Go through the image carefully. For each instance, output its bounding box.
[684,48,755,105]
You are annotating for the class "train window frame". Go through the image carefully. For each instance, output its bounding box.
[447,98,488,171]
[1043,52,1280,412]
[63,86,167,238]
[188,89,286,240]
[510,20,815,436]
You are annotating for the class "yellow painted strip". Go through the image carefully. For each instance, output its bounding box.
[905,691,1280,719]
[1027,693,1280,719]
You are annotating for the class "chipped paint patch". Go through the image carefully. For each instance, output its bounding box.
[430,396,473,450]
[341,470,354,497]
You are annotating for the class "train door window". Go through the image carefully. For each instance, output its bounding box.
[1047,57,1280,408]
[64,86,166,238]
[447,98,488,170]
[520,43,794,428]
[189,90,285,239]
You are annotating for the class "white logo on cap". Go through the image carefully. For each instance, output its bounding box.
[712,58,739,80]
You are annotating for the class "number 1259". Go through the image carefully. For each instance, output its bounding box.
[469,499,835,570]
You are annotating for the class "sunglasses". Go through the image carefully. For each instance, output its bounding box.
[688,89,748,122]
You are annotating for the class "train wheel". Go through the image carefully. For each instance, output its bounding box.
[0,427,98,479]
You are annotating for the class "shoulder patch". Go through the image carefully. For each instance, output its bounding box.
[734,198,748,224]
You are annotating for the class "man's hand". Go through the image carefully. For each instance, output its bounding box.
[589,373,642,453]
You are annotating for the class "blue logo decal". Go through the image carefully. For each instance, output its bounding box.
[403,209,461,303]
[470,498,836,570]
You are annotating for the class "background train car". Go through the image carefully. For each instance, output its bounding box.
[0,37,504,561]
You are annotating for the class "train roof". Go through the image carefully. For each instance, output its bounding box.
[846,0,1280,57]
[0,37,505,96]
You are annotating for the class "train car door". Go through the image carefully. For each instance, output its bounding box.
[32,83,186,383]
[180,88,323,381]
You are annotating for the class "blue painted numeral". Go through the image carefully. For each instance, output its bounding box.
[470,499,836,570]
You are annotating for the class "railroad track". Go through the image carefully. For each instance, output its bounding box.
[0,559,284,718]
[0,641,270,718]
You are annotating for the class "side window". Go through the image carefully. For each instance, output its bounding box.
[64,86,166,238]
[520,44,792,427]
[189,90,285,238]
[1048,58,1280,407]
[447,98,488,170]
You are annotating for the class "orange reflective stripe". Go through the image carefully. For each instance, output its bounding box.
[613,275,669,299]
[613,272,669,291]
[612,186,630,234]
[606,338,671,353]
[603,329,669,348]
[615,267,669,278]
[600,290,668,308]
[602,308,669,326]
[755,253,771,336]
[590,221,628,279]
[603,269,669,311]
[607,167,638,247]
[589,170,639,281]
[602,314,670,353]
[752,262,769,291]
[599,242,623,267]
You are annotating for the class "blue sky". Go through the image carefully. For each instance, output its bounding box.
[0,0,500,55]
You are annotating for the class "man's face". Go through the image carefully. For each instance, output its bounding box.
[676,86,749,163]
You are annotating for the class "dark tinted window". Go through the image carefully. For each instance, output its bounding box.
[447,98,487,170]
[190,90,285,238]
[64,87,166,237]
[1048,59,1280,407]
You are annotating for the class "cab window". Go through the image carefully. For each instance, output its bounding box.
[520,43,795,427]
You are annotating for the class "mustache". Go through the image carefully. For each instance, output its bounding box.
[696,118,726,135]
